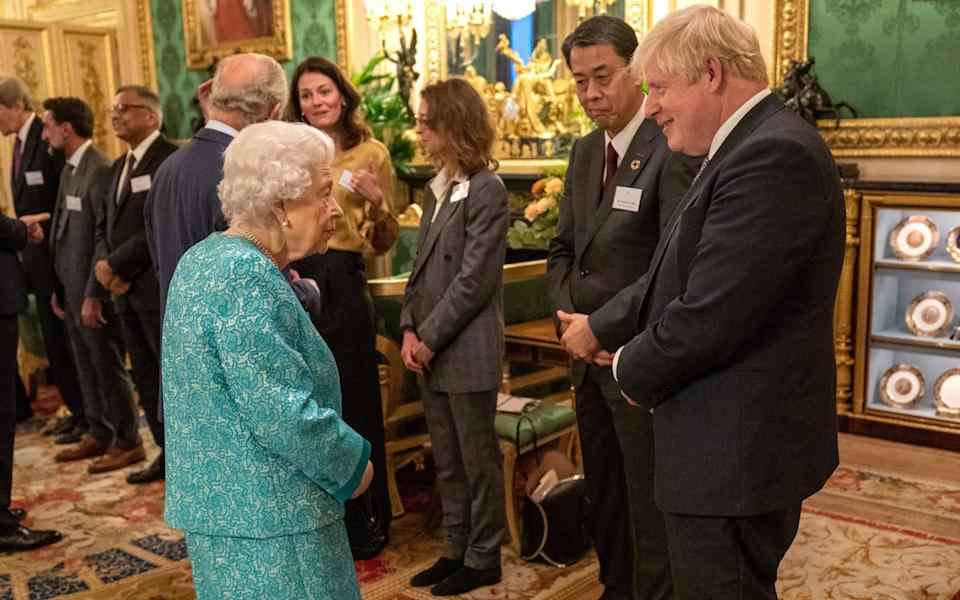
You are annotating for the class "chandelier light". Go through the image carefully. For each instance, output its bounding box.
[492,0,535,21]
[446,0,493,45]
[365,0,415,34]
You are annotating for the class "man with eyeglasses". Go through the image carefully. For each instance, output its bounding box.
[94,85,177,485]
[545,16,698,600]
[0,76,86,443]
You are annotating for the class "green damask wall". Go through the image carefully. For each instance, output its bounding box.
[808,0,960,118]
[149,0,339,139]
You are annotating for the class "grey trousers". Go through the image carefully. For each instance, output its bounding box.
[63,304,139,447]
[422,387,505,570]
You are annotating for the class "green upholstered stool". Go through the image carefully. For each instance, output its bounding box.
[495,398,578,554]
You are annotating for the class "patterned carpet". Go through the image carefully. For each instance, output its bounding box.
[2,413,959,599]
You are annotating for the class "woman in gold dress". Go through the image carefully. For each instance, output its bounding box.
[285,56,398,559]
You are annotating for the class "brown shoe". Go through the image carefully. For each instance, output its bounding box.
[88,443,146,474]
[53,435,109,462]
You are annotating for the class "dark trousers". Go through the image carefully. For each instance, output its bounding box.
[33,294,84,418]
[63,304,140,447]
[663,504,803,600]
[576,366,672,600]
[292,250,391,545]
[117,305,164,448]
[1,316,19,530]
[421,388,505,569]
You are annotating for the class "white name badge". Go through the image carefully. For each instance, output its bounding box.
[66,195,82,211]
[612,186,643,212]
[130,174,151,193]
[338,169,355,193]
[450,181,470,203]
[25,171,44,186]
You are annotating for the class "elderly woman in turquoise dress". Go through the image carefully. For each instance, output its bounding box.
[161,120,373,600]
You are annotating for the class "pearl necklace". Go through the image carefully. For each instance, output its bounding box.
[234,229,281,270]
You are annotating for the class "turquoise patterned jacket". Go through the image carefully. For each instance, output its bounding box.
[162,233,371,538]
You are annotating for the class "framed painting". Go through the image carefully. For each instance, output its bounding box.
[773,0,960,157]
[182,0,293,69]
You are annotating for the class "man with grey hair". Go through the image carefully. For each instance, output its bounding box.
[586,6,843,598]
[0,76,85,442]
[95,84,178,485]
[145,52,288,306]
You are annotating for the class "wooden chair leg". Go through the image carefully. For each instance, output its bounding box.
[386,453,405,518]
[500,440,521,555]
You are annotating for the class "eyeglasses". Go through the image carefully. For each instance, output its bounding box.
[110,103,151,115]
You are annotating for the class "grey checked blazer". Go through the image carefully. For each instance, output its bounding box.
[49,144,112,321]
[399,168,509,393]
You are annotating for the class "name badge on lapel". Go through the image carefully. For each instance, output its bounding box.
[130,174,151,193]
[612,186,643,212]
[66,195,82,212]
[338,169,355,192]
[25,171,44,186]
[450,181,470,203]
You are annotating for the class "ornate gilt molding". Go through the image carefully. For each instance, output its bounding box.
[834,187,860,413]
[624,0,647,34]
[773,0,960,157]
[335,0,349,71]
[817,117,960,158]
[423,0,444,83]
[12,36,41,95]
[76,39,109,151]
[135,0,157,88]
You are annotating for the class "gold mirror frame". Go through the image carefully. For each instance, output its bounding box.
[773,0,960,158]
[422,0,648,83]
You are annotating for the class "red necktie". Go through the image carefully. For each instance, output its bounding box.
[603,142,619,193]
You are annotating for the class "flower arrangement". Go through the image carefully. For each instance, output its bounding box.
[507,166,566,250]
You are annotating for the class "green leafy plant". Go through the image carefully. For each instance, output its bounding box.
[351,53,415,173]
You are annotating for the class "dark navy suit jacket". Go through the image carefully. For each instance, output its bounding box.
[145,127,232,308]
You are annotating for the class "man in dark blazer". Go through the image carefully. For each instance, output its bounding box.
[546,16,696,600]
[42,97,144,474]
[94,86,177,484]
[0,76,85,441]
[145,53,288,308]
[587,7,843,598]
[0,210,63,552]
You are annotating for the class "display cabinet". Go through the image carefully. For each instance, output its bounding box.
[853,191,960,435]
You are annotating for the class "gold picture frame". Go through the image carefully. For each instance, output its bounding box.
[773,0,960,157]
[181,0,293,69]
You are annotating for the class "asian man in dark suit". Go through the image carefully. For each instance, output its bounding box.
[576,6,843,599]
[0,76,84,441]
[0,211,63,552]
[94,86,177,485]
[546,16,697,600]
[42,97,144,473]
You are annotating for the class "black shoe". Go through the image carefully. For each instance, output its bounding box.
[127,454,164,484]
[351,529,388,561]
[10,508,26,522]
[54,424,86,445]
[431,565,502,596]
[0,526,63,553]
[410,557,463,587]
[43,416,77,436]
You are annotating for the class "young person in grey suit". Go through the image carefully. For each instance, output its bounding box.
[0,211,62,552]
[586,7,843,598]
[94,86,178,485]
[0,76,85,443]
[546,16,697,600]
[401,79,507,597]
[41,97,143,474]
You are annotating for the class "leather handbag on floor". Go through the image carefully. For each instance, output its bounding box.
[514,413,591,567]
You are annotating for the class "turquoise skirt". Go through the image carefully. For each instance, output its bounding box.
[186,522,360,600]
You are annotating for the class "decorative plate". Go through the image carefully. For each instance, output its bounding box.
[905,290,954,337]
[934,369,960,419]
[947,226,960,263]
[889,215,939,260]
[878,364,925,409]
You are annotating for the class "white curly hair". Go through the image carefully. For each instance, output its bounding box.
[218,120,335,227]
